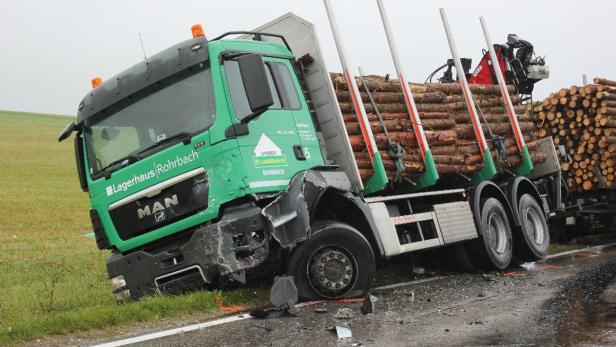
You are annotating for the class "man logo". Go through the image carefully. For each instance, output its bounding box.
[137,194,179,220]
[154,211,166,222]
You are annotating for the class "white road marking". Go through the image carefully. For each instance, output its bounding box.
[91,300,327,347]
[91,314,251,347]
[544,241,616,260]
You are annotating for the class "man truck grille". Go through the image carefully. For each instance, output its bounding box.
[108,169,208,240]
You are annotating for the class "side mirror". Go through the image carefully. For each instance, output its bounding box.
[58,122,77,142]
[238,54,274,123]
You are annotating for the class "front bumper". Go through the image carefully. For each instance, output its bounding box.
[106,203,268,300]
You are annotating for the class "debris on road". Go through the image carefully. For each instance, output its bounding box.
[467,321,484,325]
[334,307,355,319]
[401,289,416,302]
[315,307,328,314]
[335,326,352,340]
[482,273,499,282]
[361,294,378,314]
[269,276,299,315]
[412,267,426,275]
[250,276,299,318]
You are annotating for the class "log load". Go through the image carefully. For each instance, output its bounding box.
[330,73,545,182]
[532,77,616,191]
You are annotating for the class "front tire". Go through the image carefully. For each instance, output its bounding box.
[513,194,550,262]
[469,198,513,270]
[286,221,375,300]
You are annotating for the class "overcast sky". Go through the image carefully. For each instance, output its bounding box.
[1,0,614,116]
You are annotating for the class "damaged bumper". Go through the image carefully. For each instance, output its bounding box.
[106,203,268,300]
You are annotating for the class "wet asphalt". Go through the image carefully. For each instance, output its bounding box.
[109,245,616,347]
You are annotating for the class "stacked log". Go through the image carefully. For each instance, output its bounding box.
[532,77,616,191]
[331,73,545,182]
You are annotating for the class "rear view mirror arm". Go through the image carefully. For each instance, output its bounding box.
[58,122,78,142]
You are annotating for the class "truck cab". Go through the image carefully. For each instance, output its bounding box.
[61,26,345,299]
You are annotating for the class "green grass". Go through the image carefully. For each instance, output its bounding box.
[549,231,616,254]
[0,110,268,345]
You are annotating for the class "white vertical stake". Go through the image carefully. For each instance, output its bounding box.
[439,8,489,157]
[324,0,378,163]
[479,16,526,153]
[375,0,429,159]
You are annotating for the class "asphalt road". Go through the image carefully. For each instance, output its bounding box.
[94,245,616,347]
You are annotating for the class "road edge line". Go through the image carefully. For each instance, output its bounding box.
[544,241,616,260]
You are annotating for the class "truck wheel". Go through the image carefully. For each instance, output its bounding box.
[470,198,513,270]
[286,221,375,300]
[513,194,550,262]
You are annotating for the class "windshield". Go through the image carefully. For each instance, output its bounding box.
[84,63,215,176]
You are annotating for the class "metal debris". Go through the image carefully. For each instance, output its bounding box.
[335,326,352,340]
[334,307,355,319]
[250,276,299,318]
[315,307,328,314]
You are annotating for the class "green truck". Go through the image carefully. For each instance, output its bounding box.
[58,11,561,301]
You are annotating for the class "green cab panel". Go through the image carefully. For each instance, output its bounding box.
[85,39,324,252]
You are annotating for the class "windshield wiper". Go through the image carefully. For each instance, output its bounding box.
[101,154,141,179]
[137,131,193,157]
[97,132,192,180]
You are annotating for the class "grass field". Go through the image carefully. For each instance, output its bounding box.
[0,110,268,345]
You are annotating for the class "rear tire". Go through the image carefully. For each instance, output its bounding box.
[286,221,375,300]
[513,194,550,262]
[469,198,513,270]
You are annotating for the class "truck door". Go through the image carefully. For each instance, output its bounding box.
[222,55,315,191]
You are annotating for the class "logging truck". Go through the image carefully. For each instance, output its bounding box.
[58,6,563,301]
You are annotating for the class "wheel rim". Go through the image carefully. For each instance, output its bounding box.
[487,211,508,254]
[307,246,356,298]
[525,206,545,245]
